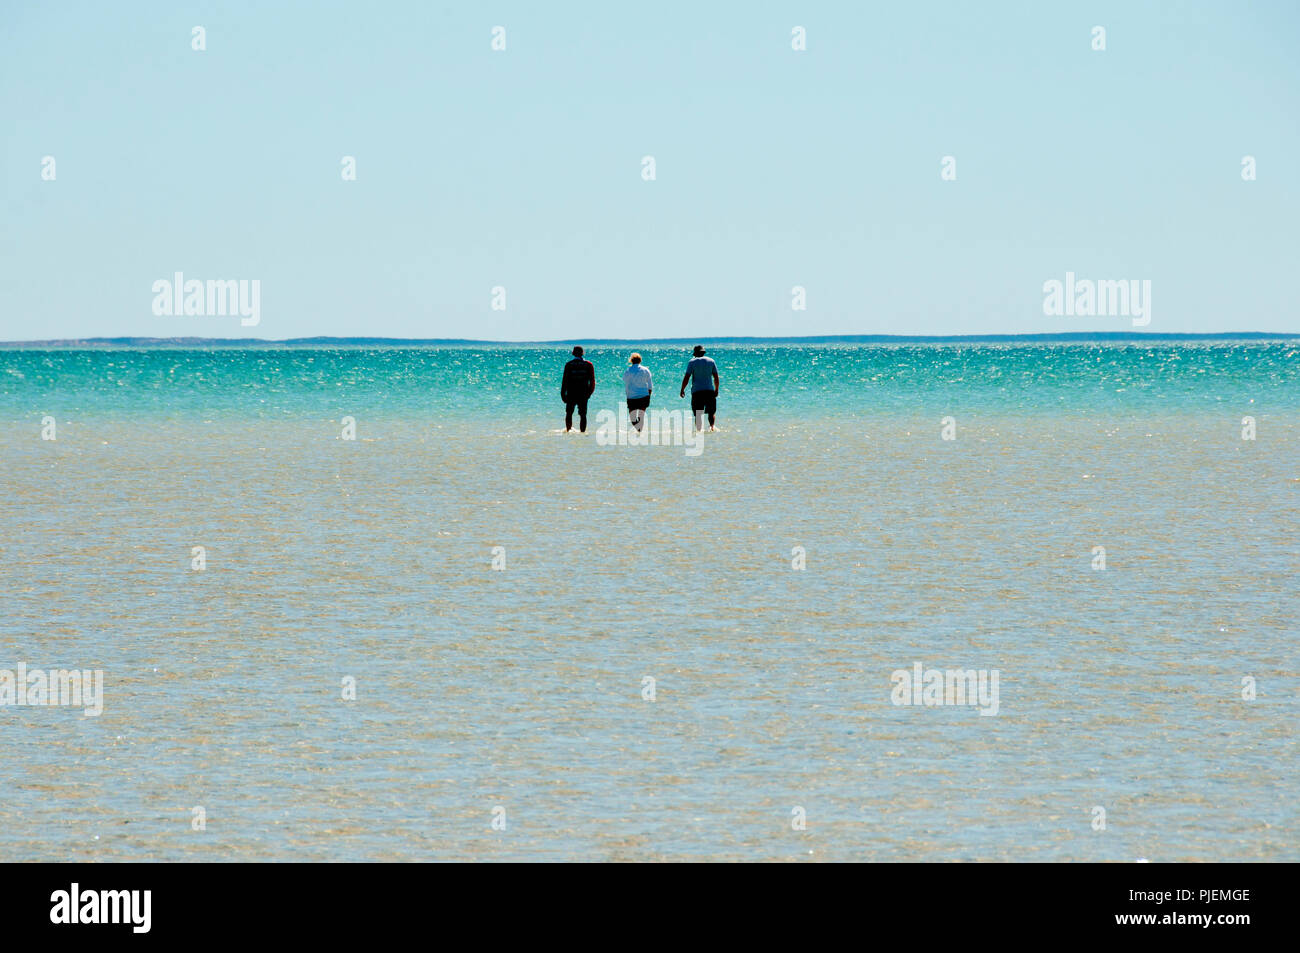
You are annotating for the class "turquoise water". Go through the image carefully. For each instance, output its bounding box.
[1,341,1297,861]
[3,341,1297,419]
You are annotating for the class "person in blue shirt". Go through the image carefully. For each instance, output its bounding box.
[679,344,719,430]
[622,353,653,433]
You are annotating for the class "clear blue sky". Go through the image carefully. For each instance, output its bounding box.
[2,0,1297,341]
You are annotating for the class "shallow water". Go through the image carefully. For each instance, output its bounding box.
[1,342,1296,860]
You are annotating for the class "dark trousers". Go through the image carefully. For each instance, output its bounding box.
[564,396,589,431]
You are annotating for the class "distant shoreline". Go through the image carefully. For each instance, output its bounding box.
[1,332,1297,349]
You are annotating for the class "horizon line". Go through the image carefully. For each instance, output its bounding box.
[1,331,1298,348]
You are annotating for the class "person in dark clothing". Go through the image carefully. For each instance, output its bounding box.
[561,345,596,432]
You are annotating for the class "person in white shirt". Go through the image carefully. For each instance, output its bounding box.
[622,353,653,432]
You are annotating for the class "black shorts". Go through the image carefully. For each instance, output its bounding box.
[690,390,716,415]
[564,396,589,415]
[626,396,651,412]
